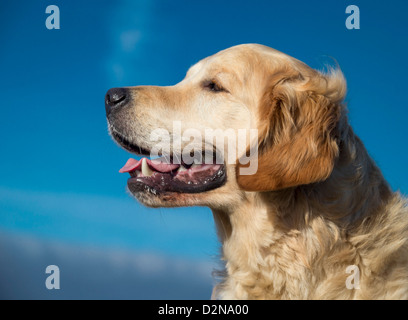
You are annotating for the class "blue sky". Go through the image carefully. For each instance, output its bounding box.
[0,0,407,299]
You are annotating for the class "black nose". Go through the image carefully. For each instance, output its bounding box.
[105,88,129,116]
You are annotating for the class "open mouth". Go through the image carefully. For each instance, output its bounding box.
[110,127,226,194]
[120,156,226,194]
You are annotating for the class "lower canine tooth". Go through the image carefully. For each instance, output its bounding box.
[141,158,154,177]
[178,166,187,172]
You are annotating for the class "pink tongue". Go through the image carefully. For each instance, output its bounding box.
[119,158,141,173]
[150,159,180,172]
[119,158,180,173]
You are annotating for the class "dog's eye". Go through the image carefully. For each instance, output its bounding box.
[204,80,227,93]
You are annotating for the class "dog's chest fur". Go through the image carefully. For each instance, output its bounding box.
[213,193,408,300]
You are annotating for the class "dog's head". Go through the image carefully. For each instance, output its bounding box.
[105,44,346,208]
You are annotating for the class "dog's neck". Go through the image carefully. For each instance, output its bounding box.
[211,126,393,299]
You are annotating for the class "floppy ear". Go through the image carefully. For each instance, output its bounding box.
[236,68,345,191]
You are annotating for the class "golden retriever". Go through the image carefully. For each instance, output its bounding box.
[105,44,408,299]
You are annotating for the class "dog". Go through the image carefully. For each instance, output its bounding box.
[105,44,408,299]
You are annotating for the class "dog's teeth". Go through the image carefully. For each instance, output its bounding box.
[141,158,154,177]
[177,166,188,172]
[191,163,200,168]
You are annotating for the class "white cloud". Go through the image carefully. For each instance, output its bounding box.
[104,0,155,85]
[0,186,218,260]
[0,230,216,299]
[120,30,141,53]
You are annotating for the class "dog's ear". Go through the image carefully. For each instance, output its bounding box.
[236,68,346,191]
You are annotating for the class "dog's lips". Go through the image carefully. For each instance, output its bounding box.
[120,157,226,194]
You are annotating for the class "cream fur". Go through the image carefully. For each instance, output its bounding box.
[108,44,408,299]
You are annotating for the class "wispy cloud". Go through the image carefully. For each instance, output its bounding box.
[0,231,215,299]
[0,186,219,259]
[104,0,155,85]
[0,185,220,299]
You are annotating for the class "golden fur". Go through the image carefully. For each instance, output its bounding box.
[109,44,408,299]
